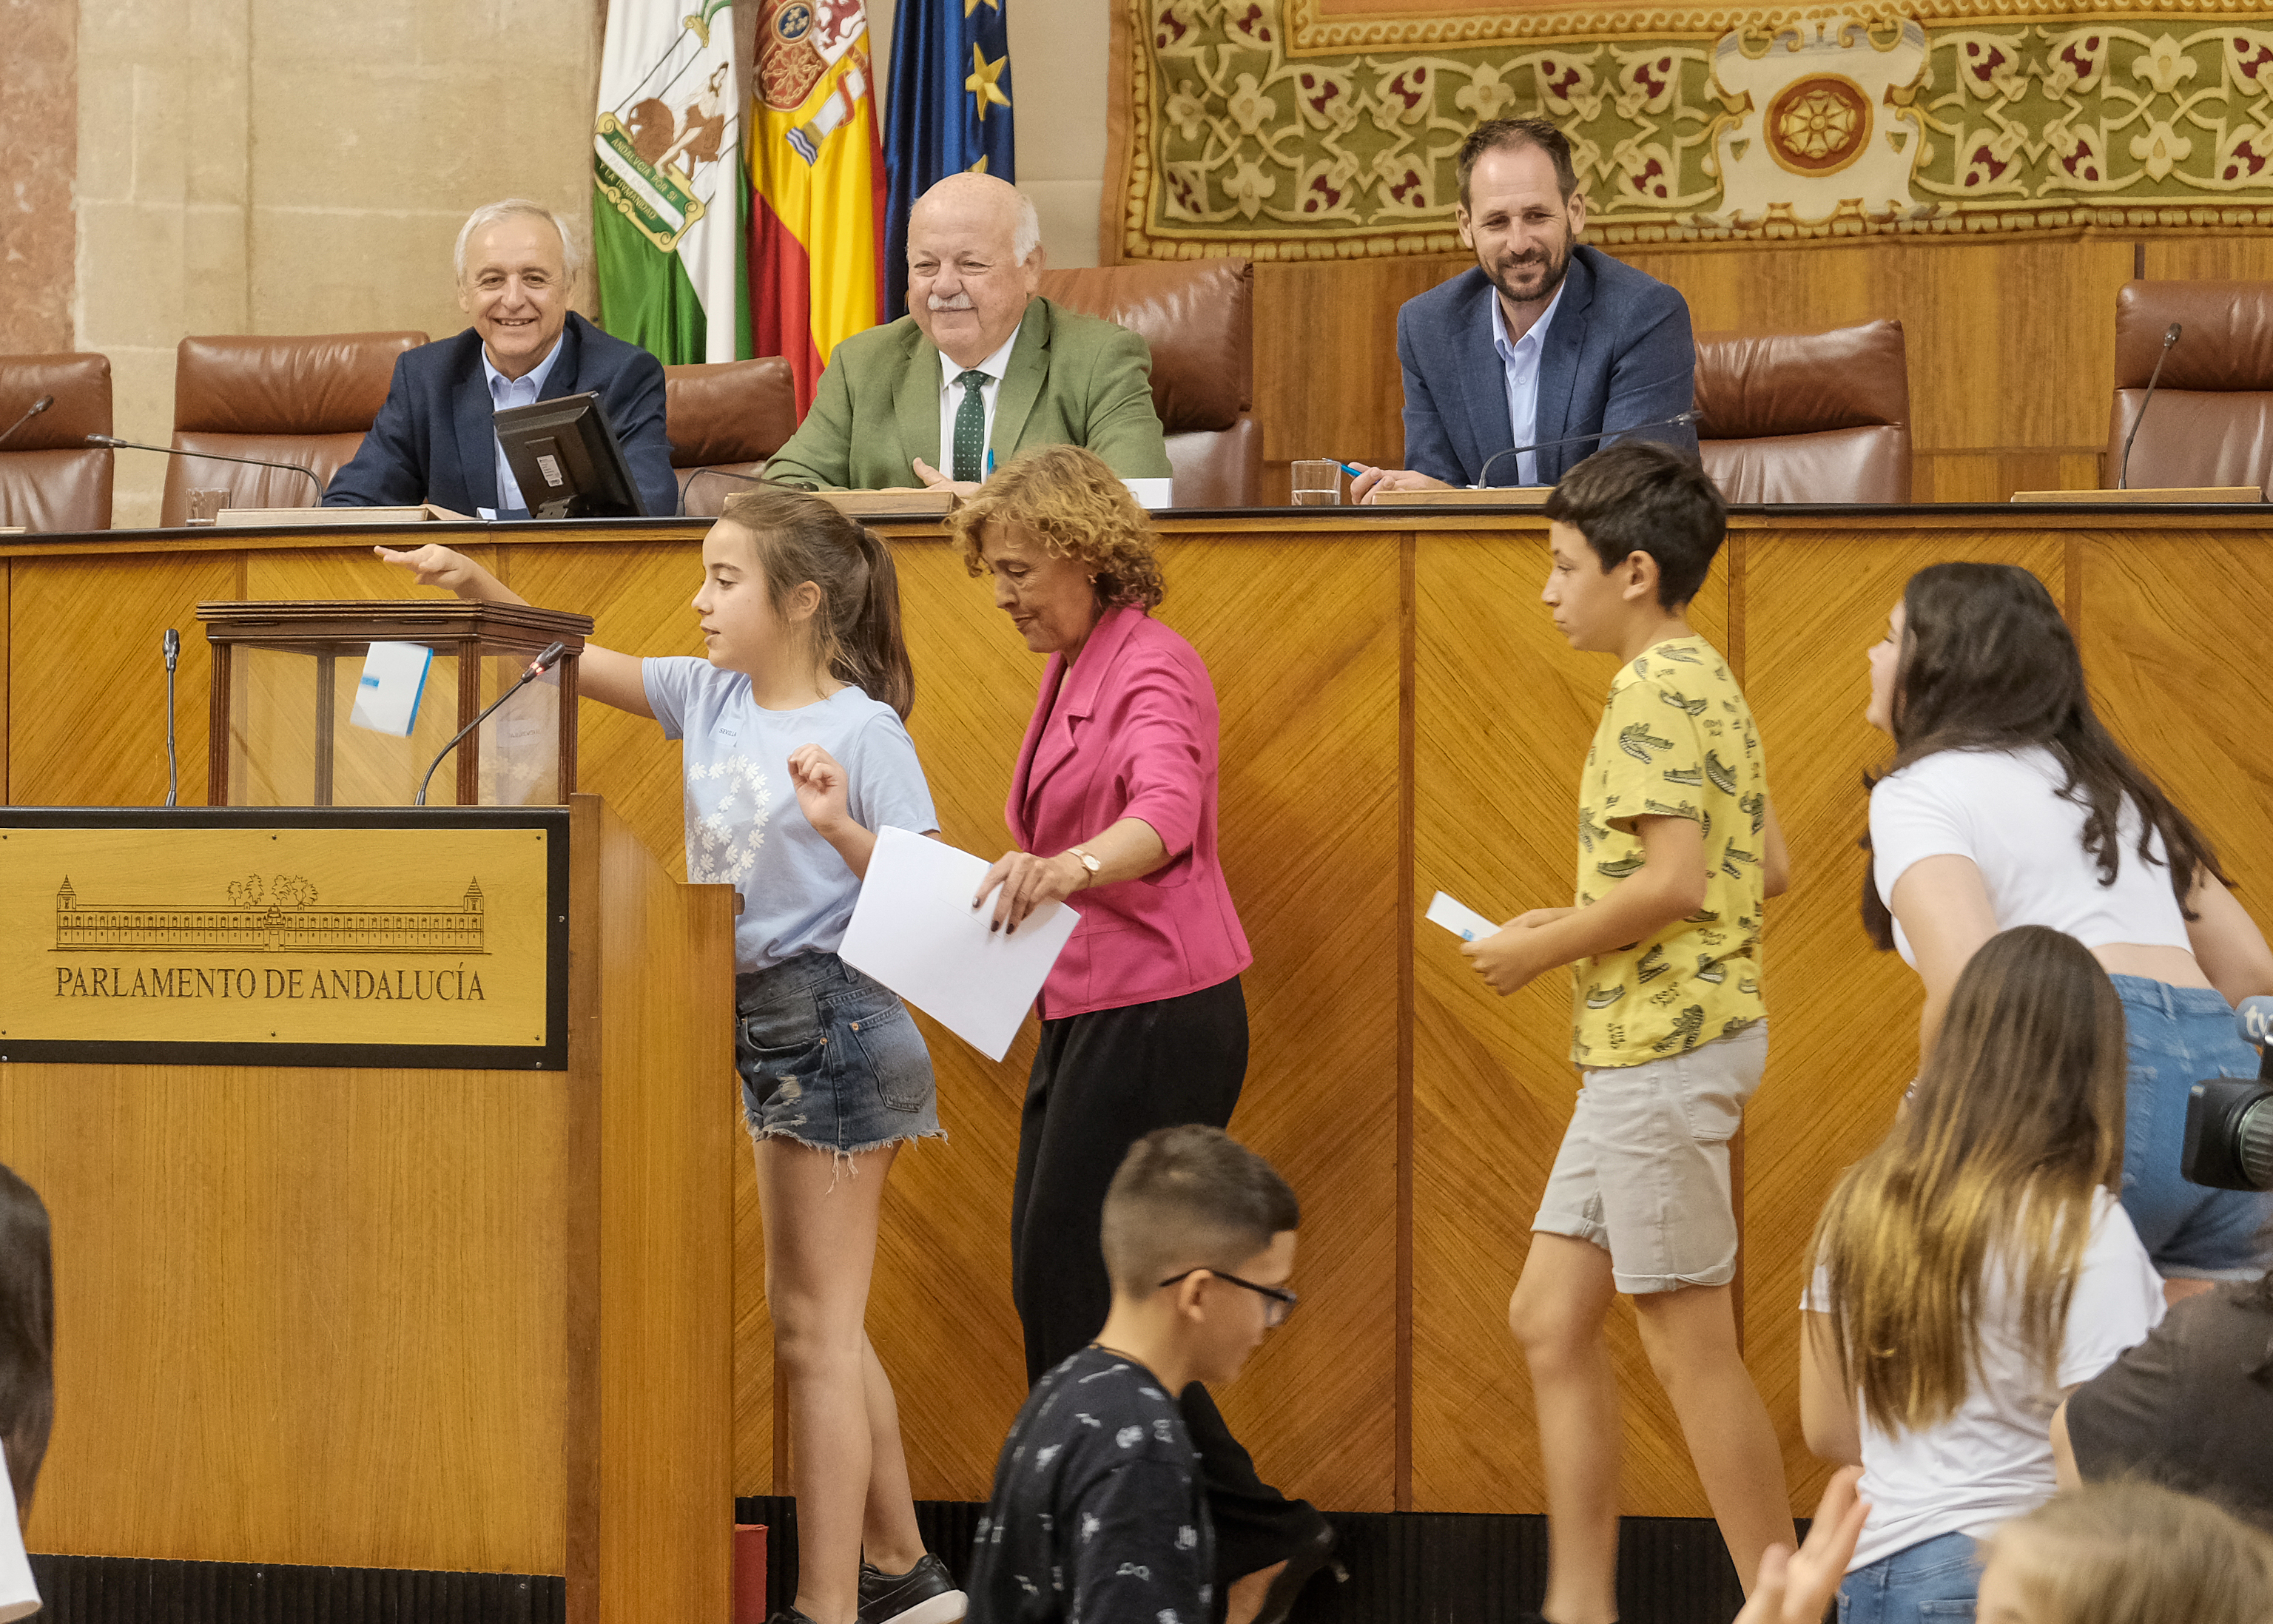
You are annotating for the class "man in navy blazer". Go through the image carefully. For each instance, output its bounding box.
[1355,120,1697,499]
[326,200,676,518]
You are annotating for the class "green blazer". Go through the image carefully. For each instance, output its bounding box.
[763,296,1173,491]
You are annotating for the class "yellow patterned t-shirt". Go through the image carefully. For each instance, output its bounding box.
[1569,635,1768,1068]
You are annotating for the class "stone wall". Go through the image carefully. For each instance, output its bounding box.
[73,0,605,528]
[0,0,78,354]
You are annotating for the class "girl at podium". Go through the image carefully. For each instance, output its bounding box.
[380,489,967,1624]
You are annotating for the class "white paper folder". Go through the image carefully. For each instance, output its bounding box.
[838,826,1081,1061]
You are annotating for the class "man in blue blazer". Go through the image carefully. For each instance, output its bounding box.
[1354,119,1697,499]
[326,201,676,518]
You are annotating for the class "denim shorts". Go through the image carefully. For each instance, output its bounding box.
[734,952,940,1156]
[1837,1531,1978,1624]
[1534,1021,1768,1295]
[2110,974,2273,1280]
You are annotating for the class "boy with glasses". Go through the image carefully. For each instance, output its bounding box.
[966,1125,1299,1624]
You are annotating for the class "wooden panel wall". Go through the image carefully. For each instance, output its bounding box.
[1251,235,2273,505]
[7,509,2272,1548]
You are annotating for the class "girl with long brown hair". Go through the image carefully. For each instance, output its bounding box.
[1802,926,2165,1624]
[1863,562,2273,1293]
[381,491,963,1624]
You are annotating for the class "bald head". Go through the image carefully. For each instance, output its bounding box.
[906,174,1045,368]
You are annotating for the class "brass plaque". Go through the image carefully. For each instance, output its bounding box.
[0,810,568,1068]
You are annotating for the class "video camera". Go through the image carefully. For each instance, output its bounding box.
[2181,997,2273,1190]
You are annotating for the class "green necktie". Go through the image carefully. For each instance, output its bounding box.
[952,369,988,483]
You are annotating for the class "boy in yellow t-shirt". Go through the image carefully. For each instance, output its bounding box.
[1463,441,1795,1624]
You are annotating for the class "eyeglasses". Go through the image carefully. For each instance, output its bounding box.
[1158,1267,1299,1328]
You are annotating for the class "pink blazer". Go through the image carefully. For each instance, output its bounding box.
[1008,604,1252,1020]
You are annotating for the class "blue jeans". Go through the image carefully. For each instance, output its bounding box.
[1837,1532,1979,1624]
[2110,975,2273,1280]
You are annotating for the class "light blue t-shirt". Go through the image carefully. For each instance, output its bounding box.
[643,658,938,973]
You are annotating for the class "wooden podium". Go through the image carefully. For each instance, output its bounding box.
[0,793,733,1620]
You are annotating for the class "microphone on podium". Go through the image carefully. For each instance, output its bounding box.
[162,628,181,808]
[2116,321,2183,491]
[0,394,55,450]
[414,641,569,808]
[1472,409,1703,490]
[84,434,323,502]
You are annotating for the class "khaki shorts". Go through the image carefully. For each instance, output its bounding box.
[1532,1021,1768,1295]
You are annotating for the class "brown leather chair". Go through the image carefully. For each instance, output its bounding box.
[0,353,114,532]
[2106,281,2273,494]
[1694,320,1912,504]
[162,331,426,525]
[1037,260,1259,508]
[666,357,799,516]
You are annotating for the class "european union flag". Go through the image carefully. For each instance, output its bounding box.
[883,0,1015,320]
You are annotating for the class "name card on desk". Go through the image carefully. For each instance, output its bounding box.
[218,503,478,525]
[0,809,568,1068]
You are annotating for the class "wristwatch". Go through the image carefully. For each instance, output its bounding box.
[1066,847,1102,887]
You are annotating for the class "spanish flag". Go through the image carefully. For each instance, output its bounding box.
[748,0,888,412]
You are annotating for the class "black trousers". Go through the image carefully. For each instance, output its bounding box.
[1010,975,1316,1589]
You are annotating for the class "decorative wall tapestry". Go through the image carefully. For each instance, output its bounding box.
[1113,0,2273,257]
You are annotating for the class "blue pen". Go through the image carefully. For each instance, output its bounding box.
[986,447,996,479]
[1332,459,1364,478]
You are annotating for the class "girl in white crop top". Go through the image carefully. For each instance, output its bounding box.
[1863,562,2273,1287]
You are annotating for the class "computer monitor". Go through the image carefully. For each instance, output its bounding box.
[494,391,646,519]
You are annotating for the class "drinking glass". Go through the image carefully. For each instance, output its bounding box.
[184,488,229,526]
[1291,459,1342,506]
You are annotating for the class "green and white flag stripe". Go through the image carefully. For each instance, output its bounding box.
[592,0,750,365]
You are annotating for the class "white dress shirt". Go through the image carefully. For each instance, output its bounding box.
[1488,280,1567,486]
[481,335,566,517]
[937,324,1021,481]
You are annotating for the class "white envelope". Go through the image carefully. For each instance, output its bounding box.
[838,827,1081,1062]
[1426,889,1500,943]
[347,640,433,737]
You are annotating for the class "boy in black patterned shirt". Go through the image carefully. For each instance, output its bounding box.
[967,1127,1300,1624]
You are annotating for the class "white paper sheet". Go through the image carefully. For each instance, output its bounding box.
[347,640,433,737]
[1425,889,1501,943]
[0,1441,38,1622]
[838,827,1081,1061]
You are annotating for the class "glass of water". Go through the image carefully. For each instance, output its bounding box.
[184,488,230,526]
[1290,460,1343,506]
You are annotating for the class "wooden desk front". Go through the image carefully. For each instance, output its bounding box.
[1,505,2262,1554]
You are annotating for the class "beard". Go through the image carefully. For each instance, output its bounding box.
[1480,227,1575,309]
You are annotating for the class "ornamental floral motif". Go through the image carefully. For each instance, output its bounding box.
[1117,0,2273,257]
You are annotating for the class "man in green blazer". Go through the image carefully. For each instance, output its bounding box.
[763,174,1171,493]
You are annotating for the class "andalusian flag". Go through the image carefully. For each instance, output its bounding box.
[591,0,751,363]
[883,0,1015,319]
[749,0,888,411]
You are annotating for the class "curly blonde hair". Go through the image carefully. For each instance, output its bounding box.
[949,444,1166,610]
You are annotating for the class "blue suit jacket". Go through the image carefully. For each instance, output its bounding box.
[325,311,676,517]
[1395,246,1698,487]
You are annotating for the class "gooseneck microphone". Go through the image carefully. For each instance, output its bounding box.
[162,629,181,807]
[2116,321,2183,491]
[85,434,323,500]
[1472,409,1703,490]
[0,394,55,451]
[413,641,568,807]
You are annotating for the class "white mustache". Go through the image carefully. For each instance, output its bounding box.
[926,293,975,312]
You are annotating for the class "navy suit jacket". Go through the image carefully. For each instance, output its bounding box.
[1395,246,1698,487]
[325,311,676,517]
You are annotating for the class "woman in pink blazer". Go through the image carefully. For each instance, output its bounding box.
[955,447,1333,1624]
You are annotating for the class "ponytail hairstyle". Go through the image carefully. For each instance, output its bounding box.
[1861,562,2226,950]
[1810,926,2126,1434]
[715,486,915,719]
[0,1163,53,1526]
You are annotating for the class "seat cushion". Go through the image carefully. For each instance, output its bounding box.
[665,357,798,468]
[160,430,371,525]
[174,332,425,434]
[1694,320,1909,438]
[2105,390,2273,495]
[1701,426,1911,505]
[1037,261,1253,433]
[1165,414,1259,508]
[0,352,115,531]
